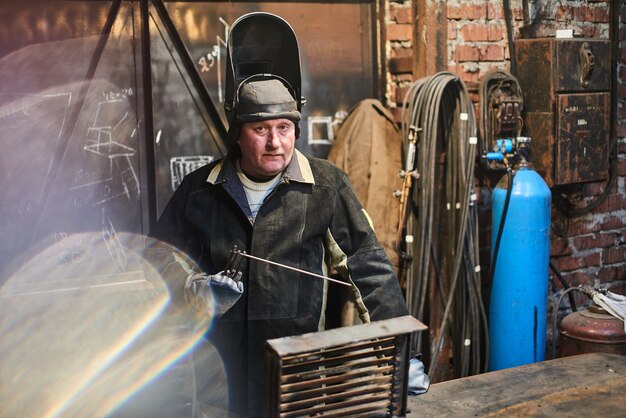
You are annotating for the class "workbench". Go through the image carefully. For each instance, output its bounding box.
[407,352,626,417]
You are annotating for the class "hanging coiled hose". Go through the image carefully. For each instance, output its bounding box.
[400,72,488,379]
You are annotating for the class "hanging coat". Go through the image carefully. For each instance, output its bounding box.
[327,99,403,270]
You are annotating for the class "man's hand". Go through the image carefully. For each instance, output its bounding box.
[184,271,244,316]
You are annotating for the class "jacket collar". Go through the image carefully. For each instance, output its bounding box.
[206,149,314,185]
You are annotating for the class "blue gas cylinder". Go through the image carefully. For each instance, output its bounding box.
[488,162,551,371]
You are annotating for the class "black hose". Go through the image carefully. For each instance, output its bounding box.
[400,72,486,379]
[489,168,514,286]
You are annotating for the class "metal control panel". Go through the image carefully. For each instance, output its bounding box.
[515,38,611,186]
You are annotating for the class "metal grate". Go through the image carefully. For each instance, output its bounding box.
[266,316,427,417]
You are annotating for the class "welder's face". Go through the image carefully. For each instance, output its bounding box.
[237,118,296,180]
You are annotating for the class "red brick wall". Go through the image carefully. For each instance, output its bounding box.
[384,0,625,301]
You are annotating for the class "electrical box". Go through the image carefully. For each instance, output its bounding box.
[515,38,611,186]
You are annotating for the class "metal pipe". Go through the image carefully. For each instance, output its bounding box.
[140,0,157,229]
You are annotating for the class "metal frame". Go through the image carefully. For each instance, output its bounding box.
[265,315,427,417]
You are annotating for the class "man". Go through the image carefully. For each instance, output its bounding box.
[148,58,407,418]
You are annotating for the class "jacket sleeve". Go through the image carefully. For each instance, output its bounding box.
[143,178,201,306]
[326,173,408,323]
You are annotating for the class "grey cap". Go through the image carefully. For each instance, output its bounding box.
[234,77,302,123]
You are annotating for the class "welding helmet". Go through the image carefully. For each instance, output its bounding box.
[224,12,305,145]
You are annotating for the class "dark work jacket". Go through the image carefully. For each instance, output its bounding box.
[147,150,408,416]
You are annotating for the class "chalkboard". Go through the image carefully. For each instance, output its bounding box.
[0,2,227,282]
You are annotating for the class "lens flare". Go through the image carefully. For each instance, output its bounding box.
[0,232,225,417]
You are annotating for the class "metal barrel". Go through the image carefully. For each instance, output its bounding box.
[560,305,626,357]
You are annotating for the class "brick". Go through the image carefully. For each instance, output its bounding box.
[481,44,505,61]
[618,120,626,138]
[460,71,481,84]
[602,246,626,264]
[388,56,413,74]
[551,236,573,257]
[619,102,626,120]
[563,271,596,288]
[565,217,601,236]
[452,44,505,62]
[454,44,480,62]
[597,193,626,214]
[618,159,626,177]
[597,265,617,282]
[390,4,412,24]
[448,22,458,40]
[460,23,504,42]
[618,81,626,99]
[489,3,502,20]
[447,4,487,20]
[553,252,601,272]
[573,233,618,251]
[556,5,610,24]
[390,47,414,59]
[599,215,626,230]
[386,23,412,42]
[396,84,413,104]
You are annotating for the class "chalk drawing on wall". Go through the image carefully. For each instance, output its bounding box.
[71,95,140,206]
[170,155,214,191]
[197,17,229,104]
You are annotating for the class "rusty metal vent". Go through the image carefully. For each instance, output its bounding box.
[265,315,426,417]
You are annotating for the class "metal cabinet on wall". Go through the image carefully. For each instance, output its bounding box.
[515,38,611,186]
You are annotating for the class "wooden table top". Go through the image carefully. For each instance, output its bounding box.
[407,352,626,417]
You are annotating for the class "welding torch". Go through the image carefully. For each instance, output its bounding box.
[225,246,352,287]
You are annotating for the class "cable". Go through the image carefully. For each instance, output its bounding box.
[549,260,577,312]
[399,72,486,379]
